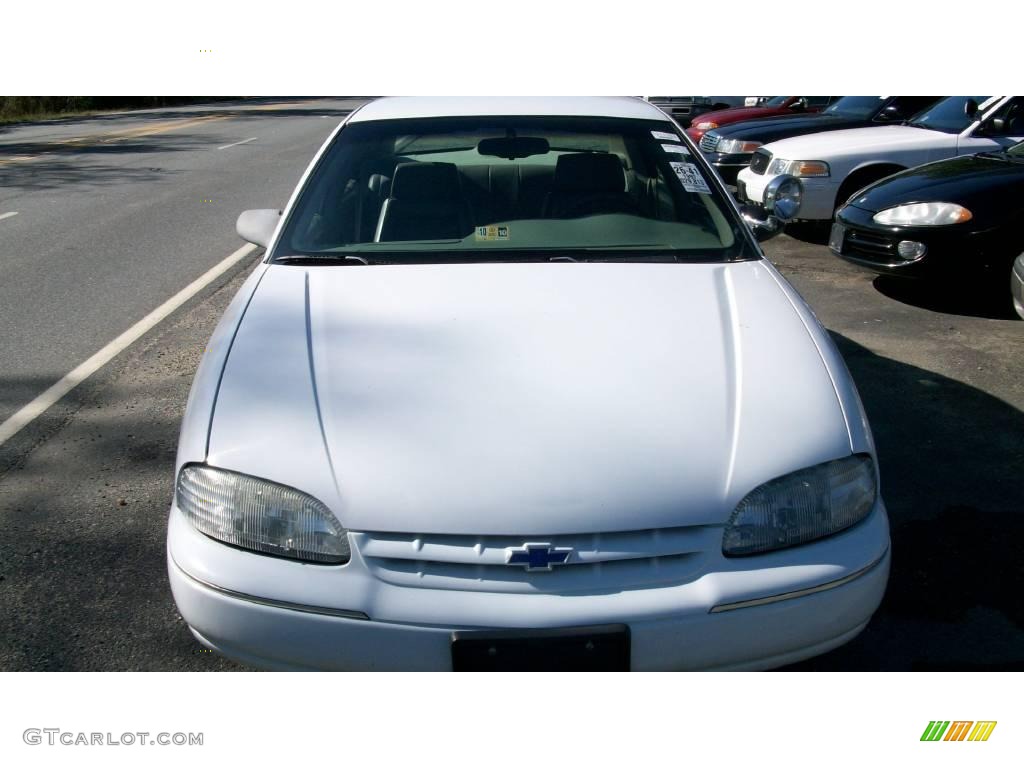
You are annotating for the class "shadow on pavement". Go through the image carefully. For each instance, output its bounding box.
[782,221,831,245]
[0,373,240,670]
[786,333,1024,670]
[872,274,1019,321]
[0,134,218,192]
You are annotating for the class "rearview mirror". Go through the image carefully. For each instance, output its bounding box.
[477,136,550,159]
[964,99,980,119]
[236,209,281,248]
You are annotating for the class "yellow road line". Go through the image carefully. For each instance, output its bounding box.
[0,114,229,167]
[0,100,330,168]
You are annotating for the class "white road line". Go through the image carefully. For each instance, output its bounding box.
[217,137,258,150]
[0,242,259,448]
[0,211,18,221]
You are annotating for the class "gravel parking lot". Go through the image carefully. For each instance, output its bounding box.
[1,101,1021,671]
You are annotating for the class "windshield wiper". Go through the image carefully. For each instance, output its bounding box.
[274,255,370,266]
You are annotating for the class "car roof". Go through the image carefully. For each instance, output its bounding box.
[348,96,670,123]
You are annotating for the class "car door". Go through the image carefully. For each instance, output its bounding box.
[958,97,1024,154]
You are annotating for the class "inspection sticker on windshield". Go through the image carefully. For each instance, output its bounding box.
[671,162,711,194]
[475,224,510,242]
[661,144,690,155]
[651,130,678,141]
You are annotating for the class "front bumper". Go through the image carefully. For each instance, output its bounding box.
[167,502,890,671]
[831,204,1005,278]
[737,167,838,221]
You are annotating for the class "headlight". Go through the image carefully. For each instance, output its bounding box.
[872,202,972,226]
[766,158,830,178]
[716,138,762,154]
[722,455,876,556]
[695,121,719,130]
[176,464,350,564]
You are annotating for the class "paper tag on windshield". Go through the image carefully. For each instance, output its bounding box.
[475,224,510,242]
[671,162,711,194]
[651,130,678,141]
[661,144,689,154]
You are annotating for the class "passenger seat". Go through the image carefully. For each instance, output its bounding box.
[543,153,638,219]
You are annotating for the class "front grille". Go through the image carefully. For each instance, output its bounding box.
[699,133,721,152]
[354,526,718,594]
[749,149,772,175]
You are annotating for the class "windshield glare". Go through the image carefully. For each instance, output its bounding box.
[274,116,752,263]
[909,96,990,133]
[825,96,884,119]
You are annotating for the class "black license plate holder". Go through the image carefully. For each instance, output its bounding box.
[451,624,630,671]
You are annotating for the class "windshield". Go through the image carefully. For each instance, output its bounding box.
[273,116,753,263]
[908,96,990,133]
[825,96,884,119]
[763,96,792,107]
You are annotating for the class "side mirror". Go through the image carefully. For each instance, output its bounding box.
[236,209,281,248]
[878,104,903,121]
[964,99,980,119]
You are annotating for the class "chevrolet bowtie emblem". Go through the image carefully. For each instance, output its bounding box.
[505,543,573,572]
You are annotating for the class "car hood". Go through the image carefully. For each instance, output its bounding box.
[714,114,864,142]
[696,106,785,125]
[763,124,947,160]
[207,262,851,535]
[846,154,1024,217]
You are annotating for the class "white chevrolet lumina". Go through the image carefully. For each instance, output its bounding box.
[167,96,890,671]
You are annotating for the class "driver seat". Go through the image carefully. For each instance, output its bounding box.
[375,162,473,242]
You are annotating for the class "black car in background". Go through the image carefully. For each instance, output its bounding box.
[700,96,940,184]
[831,142,1024,316]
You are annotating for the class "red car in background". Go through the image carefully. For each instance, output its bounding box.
[685,96,839,140]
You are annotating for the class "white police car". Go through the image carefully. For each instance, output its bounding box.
[738,96,1024,222]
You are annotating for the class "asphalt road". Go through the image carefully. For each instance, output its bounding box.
[0,103,1021,670]
[0,98,367,429]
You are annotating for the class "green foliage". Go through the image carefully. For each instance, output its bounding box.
[0,97,233,123]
